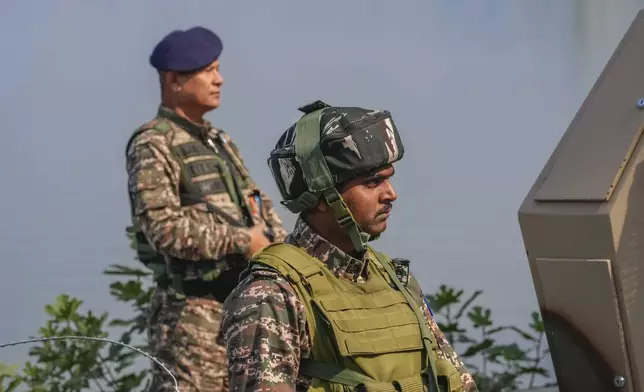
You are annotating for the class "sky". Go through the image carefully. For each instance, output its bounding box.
[1,0,644,380]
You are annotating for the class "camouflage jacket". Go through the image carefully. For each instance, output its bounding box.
[222,217,478,392]
[126,106,288,265]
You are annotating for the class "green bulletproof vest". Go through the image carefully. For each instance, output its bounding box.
[252,243,465,392]
[125,120,253,275]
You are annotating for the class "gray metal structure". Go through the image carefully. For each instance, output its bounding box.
[518,8,644,392]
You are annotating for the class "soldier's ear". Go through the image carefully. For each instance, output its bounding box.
[159,71,177,92]
[163,71,189,91]
[169,72,184,91]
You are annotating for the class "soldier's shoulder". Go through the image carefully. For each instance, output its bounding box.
[238,262,291,290]
[126,119,176,154]
[406,271,425,302]
[225,263,297,308]
[222,262,305,336]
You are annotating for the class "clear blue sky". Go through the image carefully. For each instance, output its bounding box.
[1,0,642,369]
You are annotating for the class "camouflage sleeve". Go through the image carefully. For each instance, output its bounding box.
[126,130,252,261]
[407,274,478,392]
[259,189,288,242]
[222,266,309,392]
[218,130,289,242]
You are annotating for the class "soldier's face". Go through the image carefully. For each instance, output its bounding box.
[341,165,397,236]
[175,59,224,109]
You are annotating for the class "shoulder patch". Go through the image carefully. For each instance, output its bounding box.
[140,118,172,134]
[125,119,174,157]
[133,120,174,142]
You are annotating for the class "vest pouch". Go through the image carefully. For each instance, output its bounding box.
[312,291,424,358]
[356,381,398,392]
[392,376,430,392]
[357,376,427,392]
[309,379,425,392]
[434,357,463,392]
[308,293,426,392]
[307,381,401,392]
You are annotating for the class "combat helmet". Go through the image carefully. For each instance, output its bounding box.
[267,100,405,253]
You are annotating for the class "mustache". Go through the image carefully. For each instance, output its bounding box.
[377,203,393,216]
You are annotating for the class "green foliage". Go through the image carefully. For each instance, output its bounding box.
[0,230,556,391]
[0,363,22,392]
[426,285,557,391]
[0,262,155,392]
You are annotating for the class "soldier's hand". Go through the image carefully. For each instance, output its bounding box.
[248,223,272,255]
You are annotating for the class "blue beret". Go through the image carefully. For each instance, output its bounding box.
[149,26,223,72]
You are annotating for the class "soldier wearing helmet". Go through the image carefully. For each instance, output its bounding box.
[222,101,478,392]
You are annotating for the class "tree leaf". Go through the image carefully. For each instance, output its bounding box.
[462,338,495,357]
[103,264,151,278]
[455,290,483,319]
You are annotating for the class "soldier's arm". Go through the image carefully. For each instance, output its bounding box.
[258,189,288,242]
[126,130,252,261]
[407,274,479,392]
[222,267,309,392]
[218,131,289,242]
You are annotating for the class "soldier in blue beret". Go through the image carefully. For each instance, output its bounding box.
[124,26,288,392]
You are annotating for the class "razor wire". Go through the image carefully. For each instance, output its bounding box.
[0,335,179,392]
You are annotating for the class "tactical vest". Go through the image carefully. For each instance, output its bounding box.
[252,243,465,392]
[125,119,253,281]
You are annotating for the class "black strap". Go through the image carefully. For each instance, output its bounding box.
[179,192,244,227]
[157,264,247,302]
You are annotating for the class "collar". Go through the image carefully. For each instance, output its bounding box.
[157,105,212,138]
[285,216,369,282]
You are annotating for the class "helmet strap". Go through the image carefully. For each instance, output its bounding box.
[321,188,370,253]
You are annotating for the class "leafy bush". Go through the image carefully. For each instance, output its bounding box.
[0,239,557,391]
[426,285,557,391]
[0,363,21,392]
[0,264,155,392]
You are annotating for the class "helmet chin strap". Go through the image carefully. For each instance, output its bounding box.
[280,104,371,254]
[321,187,370,254]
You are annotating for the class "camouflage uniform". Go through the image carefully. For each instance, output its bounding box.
[222,101,477,392]
[222,217,477,392]
[126,106,287,392]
